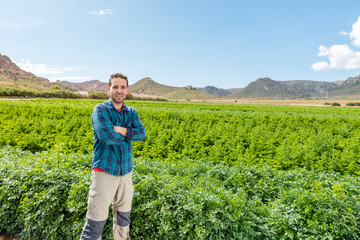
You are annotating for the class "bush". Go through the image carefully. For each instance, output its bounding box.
[331,102,341,106]
[346,102,360,106]
[0,87,84,98]
[88,90,109,99]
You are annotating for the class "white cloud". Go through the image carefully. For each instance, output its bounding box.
[16,59,63,75]
[48,76,92,82]
[312,16,360,72]
[350,16,360,47]
[88,9,114,15]
[312,44,360,72]
[14,59,93,82]
[311,61,330,72]
[15,59,79,75]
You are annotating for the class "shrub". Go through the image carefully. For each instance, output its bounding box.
[0,87,84,98]
[346,102,360,106]
[88,90,109,99]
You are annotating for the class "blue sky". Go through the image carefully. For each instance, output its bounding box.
[2,0,360,88]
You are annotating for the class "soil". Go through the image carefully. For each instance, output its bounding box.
[178,98,357,107]
[1,96,360,108]
[0,232,20,240]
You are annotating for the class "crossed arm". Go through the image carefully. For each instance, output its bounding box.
[92,105,145,144]
[113,126,127,137]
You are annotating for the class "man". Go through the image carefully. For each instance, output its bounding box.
[81,73,146,240]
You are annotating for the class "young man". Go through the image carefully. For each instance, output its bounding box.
[81,73,146,240]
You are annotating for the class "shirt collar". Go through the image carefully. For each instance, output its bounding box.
[106,98,129,111]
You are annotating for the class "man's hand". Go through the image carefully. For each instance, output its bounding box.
[114,126,128,137]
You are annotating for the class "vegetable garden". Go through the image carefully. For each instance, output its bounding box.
[1,99,360,239]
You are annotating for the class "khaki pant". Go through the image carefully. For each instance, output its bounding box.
[81,171,134,240]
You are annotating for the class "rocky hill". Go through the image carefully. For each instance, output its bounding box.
[228,78,296,98]
[130,77,216,99]
[64,76,360,99]
[196,86,231,97]
[59,80,107,92]
[1,52,360,99]
[227,77,341,99]
[130,77,178,96]
[0,53,59,90]
[329,75,360,97]
[282,80,337,96]
[340,75,360,86]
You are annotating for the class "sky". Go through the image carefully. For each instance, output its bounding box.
[2,0,360,89]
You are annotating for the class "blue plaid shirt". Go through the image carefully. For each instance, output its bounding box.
[91,99,145,176]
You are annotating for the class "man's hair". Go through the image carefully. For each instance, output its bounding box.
[109,73,128,87]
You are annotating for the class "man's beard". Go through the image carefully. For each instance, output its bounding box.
[111,93,125,104]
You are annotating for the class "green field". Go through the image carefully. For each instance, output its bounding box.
[1,99,360,239]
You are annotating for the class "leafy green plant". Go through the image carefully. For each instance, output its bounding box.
[1,99,360,175]
[1,146,360,239]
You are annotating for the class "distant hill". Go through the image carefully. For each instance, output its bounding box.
[196,86,231,97]
[55,75,360,99]
[0,53,61,91]
[1,51,360,100]
[226,88,244,93]
[329,75,360,97]
[163,87,217,99]
[130,77,216,99]
[60,80,107,92]
[227,77,342,99]
[130,77,178,96]
[282,80,337,97]
[228,78,295,98]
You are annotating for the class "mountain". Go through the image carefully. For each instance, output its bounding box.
[59,80,107,92]
[196,86,231,97]
[228,77,297,98]
[130,77,216,99]
[0,53,59,90]
[163,86,217,99]
[130,77,178,96]
[1,52,360,99]
[329,75,360,97]
[227,77,340,99]
[226,88,244,93]
[74,76,359,99]
[340,75,360,86]
[282,80,337,96]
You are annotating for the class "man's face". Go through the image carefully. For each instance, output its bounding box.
[108,77,129,105]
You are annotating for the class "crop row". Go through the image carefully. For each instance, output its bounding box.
[1,146,360,239]
[1,99,360,175]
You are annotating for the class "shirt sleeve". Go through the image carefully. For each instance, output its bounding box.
[126,108,146,141]
[92,104,126,145]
